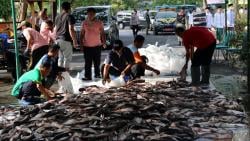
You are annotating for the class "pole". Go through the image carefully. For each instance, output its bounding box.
[247,0,250,92]
[225,0,228,35]
[11,0,20,79]
[58,0,61,12]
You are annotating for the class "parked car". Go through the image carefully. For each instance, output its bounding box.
[72,6,119,49]
[153,11,177,35]
[116,11,132,29]
[116,10,148,30]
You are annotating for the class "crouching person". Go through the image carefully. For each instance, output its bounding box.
[11,60,55,106]
[128,35,160,78]
[101,40,135,84]
[35,44,66,88]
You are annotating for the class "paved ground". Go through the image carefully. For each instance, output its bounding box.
[0,29,247,106]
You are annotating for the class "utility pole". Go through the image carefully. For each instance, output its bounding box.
[247,0,250,92]
[11,0,20,79]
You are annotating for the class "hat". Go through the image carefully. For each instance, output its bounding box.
[17,21,31,30]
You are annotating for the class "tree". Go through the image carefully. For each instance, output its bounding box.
[0,0,11,21]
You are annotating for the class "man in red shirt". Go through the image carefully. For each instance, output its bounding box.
[175,25,216,88]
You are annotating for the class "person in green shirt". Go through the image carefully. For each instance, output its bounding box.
[11,59,55,105]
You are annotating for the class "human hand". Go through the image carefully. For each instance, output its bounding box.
[154,69,160,75]
[121,71,126,76]
[102,77,111,85]
[103,44,107,49]
[73,40,78,49]
[57,74,64,81]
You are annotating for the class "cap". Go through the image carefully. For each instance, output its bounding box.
[17,21,31,30]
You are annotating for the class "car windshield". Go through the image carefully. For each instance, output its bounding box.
[73,7,109,26]
[156,12,177,19]
[150,12,157,19]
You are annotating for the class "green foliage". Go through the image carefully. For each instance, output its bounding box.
[0,0,11,21]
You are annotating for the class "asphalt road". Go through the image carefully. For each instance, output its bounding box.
[71,28,179,72]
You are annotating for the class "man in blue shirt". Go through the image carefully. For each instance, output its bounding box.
[35,44,66,88]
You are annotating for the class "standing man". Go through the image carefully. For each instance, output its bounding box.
[227,4,235,31]
[176,8,186,45]
[177,8,186,26]
[54,2,77,71]
[127,35,160,78]
[205,7,213,29]
[17,21,49,70]
[80,7,106,80]
[145,9,151,35]
[187,9,194,28]
[130,9,140,37]
[175,26,216,90]
[213,6,225,42]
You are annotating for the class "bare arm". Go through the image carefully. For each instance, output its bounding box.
[100,23,106,48]
[121,64,134,75]
[69,24,77,48]
[80,23,85,50]
[37,84,53,100]
[23,30,33,50]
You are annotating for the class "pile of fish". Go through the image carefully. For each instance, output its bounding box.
[0,81,248,141]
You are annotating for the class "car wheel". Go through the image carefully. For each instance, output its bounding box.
[118,23,124,29]
[153,29,158,35]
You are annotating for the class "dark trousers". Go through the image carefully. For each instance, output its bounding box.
[18,81,42,105]
[131,25,139,37]
[191,42,216,85]
[28,45,49,70]
[192,42,216,67]
[131,63,145,78]
[101,64,145,79]
[101,64,121,78]
[84,46,101,78]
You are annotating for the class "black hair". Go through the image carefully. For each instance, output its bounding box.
[217,5,222,9]
[175,25,186,35]
[45,20,53,27]
[87,7,96,13]
[113,40,123,51]
[134,35,145,42]
[228,4,233,7]
[205,7,210,10]
[49,44,60,52]
[40,61,51,69]
[61,2,71,11]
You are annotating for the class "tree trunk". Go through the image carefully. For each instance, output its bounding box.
[234,0,240,18]
[203,0,208,9]
[19,0,29,22]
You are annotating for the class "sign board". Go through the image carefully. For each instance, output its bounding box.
[207,0,225,4]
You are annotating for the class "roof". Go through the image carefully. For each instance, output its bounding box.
[75,5,111,10]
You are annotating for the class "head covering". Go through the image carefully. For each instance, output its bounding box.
[17,21,31,30]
